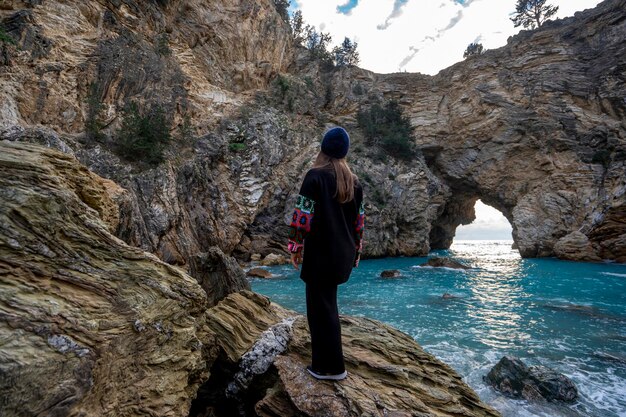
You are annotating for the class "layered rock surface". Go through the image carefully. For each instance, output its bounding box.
[0,141,211,415]
[197,291,502,417]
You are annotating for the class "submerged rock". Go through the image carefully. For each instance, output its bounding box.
[247,267,273,279]
[543,303,624,322]
[195,291,501,417]
[442,293,461,300]
[421,257,471,270]
[380,269,401,278]
[484,356,578,403]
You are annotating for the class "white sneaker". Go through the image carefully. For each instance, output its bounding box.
[306,365,348,381]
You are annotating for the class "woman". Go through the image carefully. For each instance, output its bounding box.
[287,126,365,381]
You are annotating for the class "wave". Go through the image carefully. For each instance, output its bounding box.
[412,265,468,273]
[600,272,626,278]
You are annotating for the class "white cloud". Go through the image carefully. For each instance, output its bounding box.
[294,0,603,75]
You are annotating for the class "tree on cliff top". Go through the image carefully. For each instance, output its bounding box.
[333,37,360,67]
[274,0,290,22]
[463,42,484,59]
[511,0,559,29]
[290,10,360,69]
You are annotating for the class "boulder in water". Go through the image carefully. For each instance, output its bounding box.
[421,257,470,270]
[380,269,401,278]
[484,356,578,403]
[247,267,273,278]
[260,253,287,266]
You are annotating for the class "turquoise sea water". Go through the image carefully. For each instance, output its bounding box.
[250,240,626,417]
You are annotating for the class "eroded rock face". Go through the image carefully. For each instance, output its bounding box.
[196,291,502,417]
[0,142,211,416]
[0,0,294,132]
[1,0,625,263]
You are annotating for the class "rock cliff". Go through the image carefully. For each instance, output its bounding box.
[0,141,212,415]
[1,0,624,269]
[0,141,499,416]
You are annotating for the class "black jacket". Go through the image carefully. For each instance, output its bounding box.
[288,167,364,285]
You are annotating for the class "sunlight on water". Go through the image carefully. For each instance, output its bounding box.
[250,241,626,417]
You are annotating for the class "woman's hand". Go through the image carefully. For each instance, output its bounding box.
[291,251,302,270]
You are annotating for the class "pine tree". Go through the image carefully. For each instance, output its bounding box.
[274,0,290,22]
[290,10,305,44]
[333,37,360,67]
[510,0,559,29]
[305,25,333,64]
[463,42,484,58]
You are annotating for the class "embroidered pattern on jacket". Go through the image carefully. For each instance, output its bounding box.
[355,201,365,253]
[287,194,315,253]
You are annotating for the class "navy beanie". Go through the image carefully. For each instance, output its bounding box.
[321,127,350,159]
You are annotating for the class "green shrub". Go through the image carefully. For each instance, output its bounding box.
[275,75,291,98]
[116,102,171,165]
[228,142,246,152]
[352,82,364,96]
[85,83,106,141]
[155,33,171,56]
[357,100,416,161]
[463,42,484,58]
[0,27,15,45]
[273,0,290,22]
[178,113,194,143]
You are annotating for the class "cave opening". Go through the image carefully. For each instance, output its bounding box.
[453,200,513,242]
[429,196,517,252]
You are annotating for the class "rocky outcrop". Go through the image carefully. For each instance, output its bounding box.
[195,291,502,417]
[259,253,287,266]
[553,231,602,262]
[0,0,294,132]
[390,0,626,261]
[0,141,501,416]
[188,246,250,306]
[485,356,578,403]
[0,141,211,416]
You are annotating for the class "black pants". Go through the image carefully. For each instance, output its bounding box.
[305,282,345,374]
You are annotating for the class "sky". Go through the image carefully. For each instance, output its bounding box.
[290,0,601,239]
[289,0,603,75]
[455,201,512,240]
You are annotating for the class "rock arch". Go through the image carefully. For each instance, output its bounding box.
[389,0,626,262]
